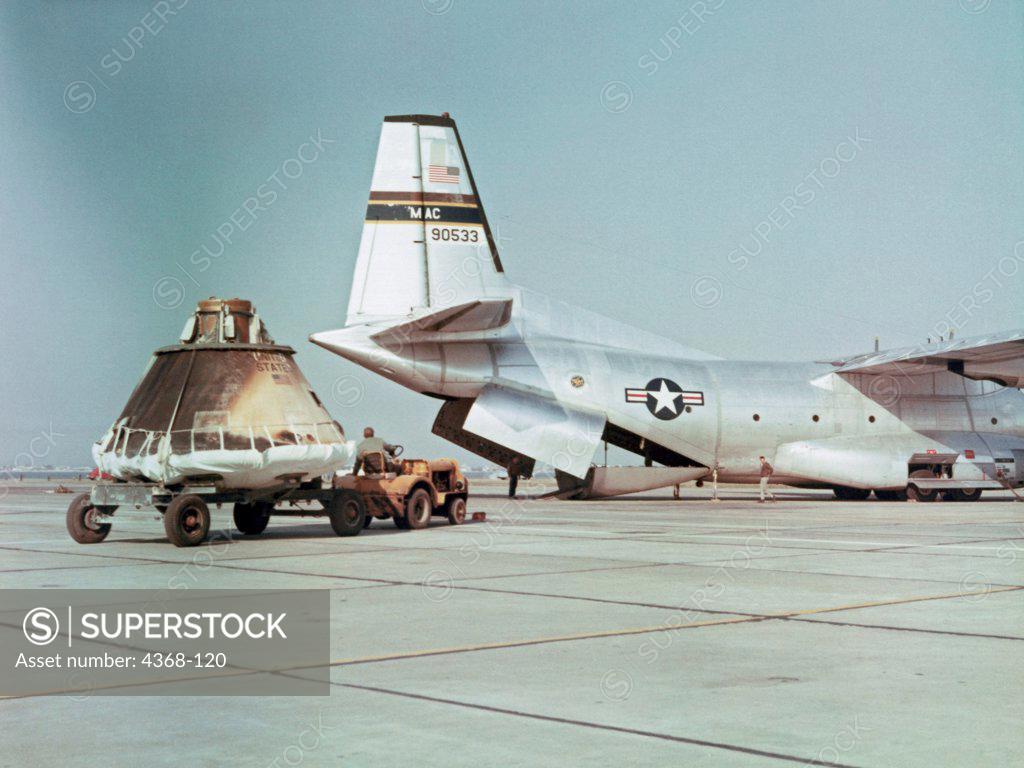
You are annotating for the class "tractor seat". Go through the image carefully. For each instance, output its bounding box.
[362,452,386,474]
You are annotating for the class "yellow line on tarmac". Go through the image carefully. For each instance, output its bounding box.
[328,614,762,667]
[327,585,1024,667]
[770,584,1023,618]
[4,586,1020,699]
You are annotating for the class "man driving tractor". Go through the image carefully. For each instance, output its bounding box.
[335,426,470,530]
[352,426,398,475]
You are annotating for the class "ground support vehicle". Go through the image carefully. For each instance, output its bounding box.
[66,476,368,547]
[67,453,471,547]
[333,453,469,530]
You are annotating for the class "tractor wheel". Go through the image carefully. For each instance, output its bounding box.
[66,492,112,544]
[163,494,211,547]
[328,490,366,537]
[447,497,467,525]
[404,488,433,530]
[833,486,871,501]
[906,470,939,503]
[233,502,272,535]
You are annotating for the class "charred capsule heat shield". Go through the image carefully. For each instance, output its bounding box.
[93,298,351,489]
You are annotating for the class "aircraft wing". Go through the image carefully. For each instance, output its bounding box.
[832,329,1024,387]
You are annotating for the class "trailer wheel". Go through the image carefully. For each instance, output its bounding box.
[906,470,939,502]
[404,488,433,530]
[66,492,112,544]
[328,490,365,537]
[233,502,272,535]
[163,494,210,547]
[447,497,467,525]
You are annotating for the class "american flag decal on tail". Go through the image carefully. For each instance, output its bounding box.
[428,164,460,184]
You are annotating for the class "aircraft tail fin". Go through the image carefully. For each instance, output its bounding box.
[345,114,510,326]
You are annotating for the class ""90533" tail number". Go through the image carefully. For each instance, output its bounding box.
[430,226,480,243]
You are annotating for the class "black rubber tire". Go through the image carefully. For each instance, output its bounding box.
[393,514,410,529]
[945,488,983,502]
[446,497,467,525]
[363,514,374,528]
[233,501,272,535]
[328,490,365,537]
[874,489,907,501]
[66,492,111,544]
[404,488,433,530]
[163,494,211,547]
[833,486,871,501]
[907,470,939,502]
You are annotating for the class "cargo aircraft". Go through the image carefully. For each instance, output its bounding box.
[312,114,1024,500]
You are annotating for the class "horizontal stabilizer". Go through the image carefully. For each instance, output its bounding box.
[369,299,512,344]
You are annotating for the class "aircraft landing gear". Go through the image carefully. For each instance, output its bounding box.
[906,470,940,502]
[944,488,983,502]
[873,489,907,501]
[833,486,871,501]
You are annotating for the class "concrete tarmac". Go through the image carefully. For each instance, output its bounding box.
[1,480,1022,767]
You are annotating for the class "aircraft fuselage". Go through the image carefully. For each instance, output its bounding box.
[314,318,1024,491]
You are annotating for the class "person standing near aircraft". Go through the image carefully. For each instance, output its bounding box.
[759,456,775,502]
[507,455,523,498]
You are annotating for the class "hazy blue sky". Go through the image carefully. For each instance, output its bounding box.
[2,0,1022,466]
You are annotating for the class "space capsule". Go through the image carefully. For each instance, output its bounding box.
[92,298,351,489]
